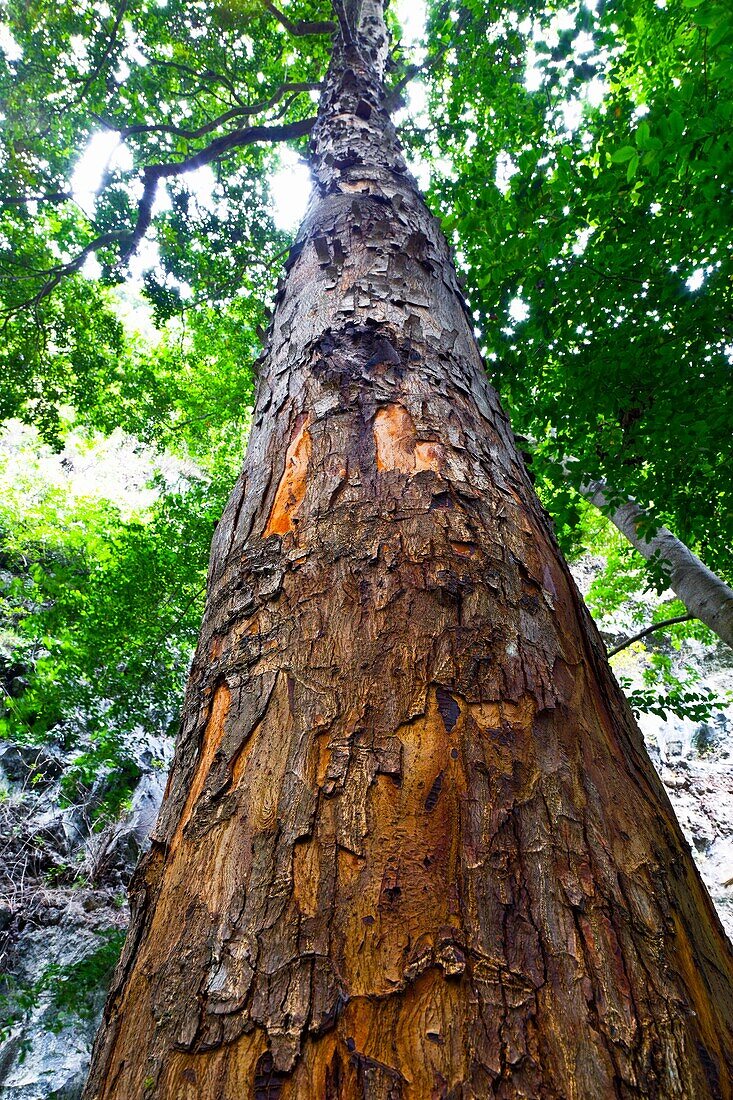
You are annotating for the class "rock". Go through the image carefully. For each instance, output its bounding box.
[32,807,87,855]
[0,743,65,788]
[127,771,167,851]
[0,896,126,1100]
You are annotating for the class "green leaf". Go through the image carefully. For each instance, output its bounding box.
[611,145,637,163]
[635,121,650,148]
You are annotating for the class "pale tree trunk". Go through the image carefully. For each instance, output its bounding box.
[580,477,733,650]
[84,4,733,1097]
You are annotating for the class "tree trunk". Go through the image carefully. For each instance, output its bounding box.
[580,476,733,650]
[84,4,733,1097]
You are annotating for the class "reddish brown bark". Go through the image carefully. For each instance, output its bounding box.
[84,3,733,1097]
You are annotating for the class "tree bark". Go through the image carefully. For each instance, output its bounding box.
[84,4,733,1097]
[580,477,733,650]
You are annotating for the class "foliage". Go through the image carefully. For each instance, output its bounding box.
[0,928,126,1043]
[45,928,127,1032]
[0,0,328,440]
[0,425,233,818]
[620,678,723,723]
[423,0,733,586]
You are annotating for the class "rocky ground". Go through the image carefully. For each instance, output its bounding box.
[0,735,171,1099]
[0,564,731,1098]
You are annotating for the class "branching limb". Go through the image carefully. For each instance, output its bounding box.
[141,55,251,108]
[578,471,733,650]
[98,81,321,140]
[74,0,129,104]
[3,116,316,316]
[118,116,315,265]
[607,615,696,657]
[384,41,454,112]
[4,231,131,318]
[263,1,337,36]
[517,442,733,650]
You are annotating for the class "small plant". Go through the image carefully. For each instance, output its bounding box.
[619,675,725,724]
[0,928,126,1043]
[0,974,40,1044]
[45,928,126,1032]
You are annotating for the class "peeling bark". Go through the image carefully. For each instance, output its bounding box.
[84,3,733,1098]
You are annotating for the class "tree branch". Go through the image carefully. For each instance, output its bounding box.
[97,82,321,140]
[516,441,733,651]
[140,54,249,107]
[3,116,316,316]
[577,471,733,650]
[119,116,316,265]
[3,231,131,318]
[607,615,695,657]
[74,0,129,104]
[263,1,337,36]
[384,41,454,113]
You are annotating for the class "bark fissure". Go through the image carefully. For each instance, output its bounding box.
[84,4,733,1098]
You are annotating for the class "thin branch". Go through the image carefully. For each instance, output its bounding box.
[98,81,321,140]
[607,614,695,658]
[74,0,129,104]
[3,116,316,316]
[140,54,248,107]
[384,41,454,113]
[4,230,130,317]
[263,1,337,36]
[185,243,291,308]
[3,191,73,205]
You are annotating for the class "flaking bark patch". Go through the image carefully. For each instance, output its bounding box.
[264,414,312,538]
[373,403,443,475]
[170,681,231,852]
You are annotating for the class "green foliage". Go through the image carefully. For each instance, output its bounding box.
[618,642,726,722]
[424,0,733,584]
[0,928,125,1042]
[0,0,327,440]
[0,425,234,819]
[619,676,723,723]
[0,278,127,446]
[45,928,126,1032]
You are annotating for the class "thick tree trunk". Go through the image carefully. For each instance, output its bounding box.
[84,4,733,1097]
[580,477,733,650]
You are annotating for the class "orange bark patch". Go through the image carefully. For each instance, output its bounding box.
[161,1030,267,1100]
[449,539,480,557]
[334,690,469,997]
[292,839,320,917]
[264,414,312,537]
[373,404,443,475]
[171,682,231,852]
[669,908,732,1099]
[230,671,291,832]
